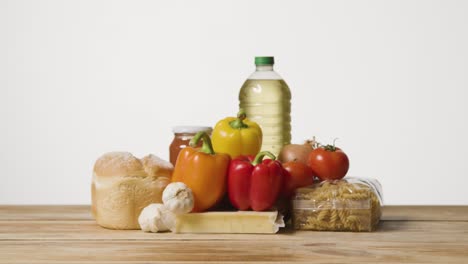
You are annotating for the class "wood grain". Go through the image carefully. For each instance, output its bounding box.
[0,206,468,263]
[382,205,468,221]
[1,240,467,264]
[2,205,467,221]
[0,220,468,243]
[0,205,92,221]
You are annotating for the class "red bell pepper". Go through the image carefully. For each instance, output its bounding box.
[227,151,284,211]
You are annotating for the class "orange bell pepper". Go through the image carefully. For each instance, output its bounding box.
[172,131,231,212]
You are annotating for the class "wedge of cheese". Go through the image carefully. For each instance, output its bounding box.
[172,211,284,234]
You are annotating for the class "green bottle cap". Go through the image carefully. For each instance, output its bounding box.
[255,56,274,65]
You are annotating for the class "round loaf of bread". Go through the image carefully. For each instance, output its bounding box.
[92,152,173,229]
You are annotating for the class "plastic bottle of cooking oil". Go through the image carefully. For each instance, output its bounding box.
[239,56,291,156]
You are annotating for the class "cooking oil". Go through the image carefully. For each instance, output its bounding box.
[239,57,291,156]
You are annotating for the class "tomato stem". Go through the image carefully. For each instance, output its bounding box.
[324,138,339,152]
[333,138,339,147]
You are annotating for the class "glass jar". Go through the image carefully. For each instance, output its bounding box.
[169,126,213,165]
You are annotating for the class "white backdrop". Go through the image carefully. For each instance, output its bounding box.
[1,0,467,205]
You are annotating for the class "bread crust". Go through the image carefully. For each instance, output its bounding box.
[92,152,173,229]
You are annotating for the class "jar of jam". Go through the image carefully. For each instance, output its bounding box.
[169,126,213,165]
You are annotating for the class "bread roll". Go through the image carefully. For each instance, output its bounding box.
[92,152,173,229]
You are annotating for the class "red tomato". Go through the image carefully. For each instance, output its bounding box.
[281,161,315,198]
[307,145,349,181]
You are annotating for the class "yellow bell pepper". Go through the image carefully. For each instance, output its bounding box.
[211,109,262,158]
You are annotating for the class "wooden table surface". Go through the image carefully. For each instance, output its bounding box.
[0,206,467,263]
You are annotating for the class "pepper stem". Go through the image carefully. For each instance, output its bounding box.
[229,109,249,129]
[190,131,215,155]
[252,151,276,166]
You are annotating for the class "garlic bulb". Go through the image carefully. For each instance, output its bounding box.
[138,203,176,232]
[162,182,194,214]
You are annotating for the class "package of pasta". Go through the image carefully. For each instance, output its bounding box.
[292,177,383,232]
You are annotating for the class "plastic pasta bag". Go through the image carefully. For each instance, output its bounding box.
[292,177,383,232]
